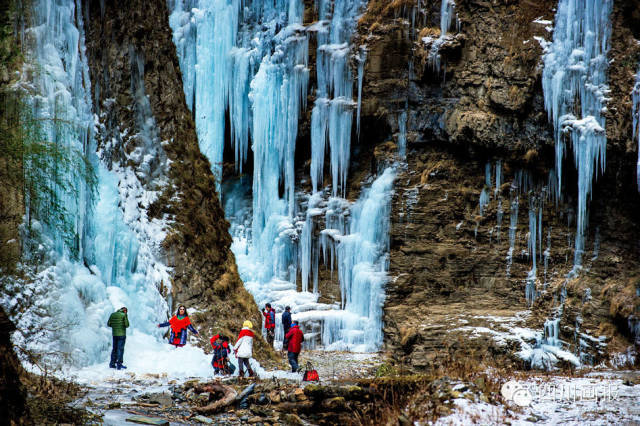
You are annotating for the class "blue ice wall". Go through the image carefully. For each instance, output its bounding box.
[169,0,397,351]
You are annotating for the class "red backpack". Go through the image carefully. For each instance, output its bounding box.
[302,362,319,381]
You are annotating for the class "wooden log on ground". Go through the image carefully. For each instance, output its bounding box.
[193,383,238,414]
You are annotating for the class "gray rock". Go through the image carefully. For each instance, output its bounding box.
[192,415,214,424]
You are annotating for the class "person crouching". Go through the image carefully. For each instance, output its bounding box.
[210,334,230,375]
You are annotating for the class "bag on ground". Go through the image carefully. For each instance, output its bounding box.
[302,361,319,381]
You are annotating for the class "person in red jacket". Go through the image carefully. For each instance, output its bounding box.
[157,305,198,347]
[262,303,276,348]
[284,320,304,373]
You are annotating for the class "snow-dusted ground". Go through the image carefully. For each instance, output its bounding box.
[436,371,640,425]
[69,333,300,385]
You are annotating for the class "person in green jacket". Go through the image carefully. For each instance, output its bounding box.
[107,307,129,369]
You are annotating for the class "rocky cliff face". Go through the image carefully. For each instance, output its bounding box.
[83,0,271,355]
[0,307,29,424]
[352,0,640,369]
[0,2,24,274]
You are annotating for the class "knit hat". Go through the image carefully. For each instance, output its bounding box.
[243,320,253,329]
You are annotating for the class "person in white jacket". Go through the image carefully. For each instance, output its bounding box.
[234,320,255,377]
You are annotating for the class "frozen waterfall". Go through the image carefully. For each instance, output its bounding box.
[542,0,612,267]
[2,0,195,373]
[170,0,393,351]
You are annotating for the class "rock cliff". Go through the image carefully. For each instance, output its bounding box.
[353,0,640,369]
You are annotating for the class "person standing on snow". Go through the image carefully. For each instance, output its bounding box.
[157,305,198,347]
[234,320,255,378]
[107,307,129,370]
[281,306,292,351]
[285,320,304,373]
[282,306,292,336]
[262,303,276,348]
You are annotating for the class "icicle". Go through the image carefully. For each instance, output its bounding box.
[485,162,491,187]
[543,228,551,289]
[356,46,367,138]
[506,189,519,278]
[496,198,503,242]
[541,0,612,267]
[495,160,502,195]
[311,0,366,196]
[591,226,600,261]
[427,0,459,73]
[479,188,489,216]
[311,100,329,193]
[526,198,538,304]
[397,110,407,159]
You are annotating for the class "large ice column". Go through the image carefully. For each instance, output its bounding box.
[542,0,612,267]
[169,0,241,186]
[250,18,309,281]
[300,193,323,293]
[169,0,309,280]
[310,0,366,195]
[633,67,640,191]
[329,167,396,350]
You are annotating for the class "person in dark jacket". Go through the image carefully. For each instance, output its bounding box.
[158,305,198,347]
[210,334,231,375]
[285,320,304,373]
[282,306,292,335]
[107,307,129,369]
[281,306,292,352]
[262,303,276,348]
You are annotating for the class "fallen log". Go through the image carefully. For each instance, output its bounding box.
[193,383,238,414]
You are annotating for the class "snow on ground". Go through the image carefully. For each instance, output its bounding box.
[68,331,300,387]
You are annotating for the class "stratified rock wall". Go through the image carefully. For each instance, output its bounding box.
[352,0,640,369]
